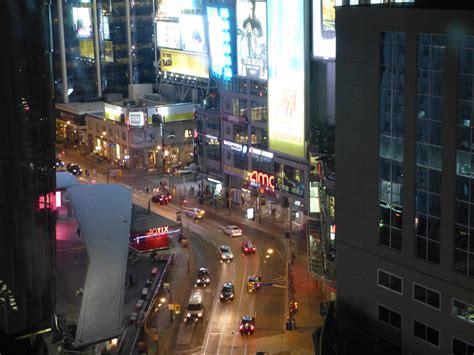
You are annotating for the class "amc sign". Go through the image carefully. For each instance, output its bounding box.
[250,171,275,191]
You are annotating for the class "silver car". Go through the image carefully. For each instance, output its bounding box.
[224,225,242,237]
[218,245,234,262]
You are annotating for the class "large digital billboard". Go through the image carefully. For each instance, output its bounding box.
[312,0,336,60]
[160,49,209,78]
[236,0,267,80]
[156,21,181,49]
[268,0,305,159]
[179,15,207,53]
[207,6,233,80]
[72,7,92,39]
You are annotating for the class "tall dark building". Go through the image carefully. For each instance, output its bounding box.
[336,1,474,354]
[0,1,56,353]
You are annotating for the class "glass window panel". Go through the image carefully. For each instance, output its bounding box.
[393,91,405,115]
[413,321,425,339]
[380,158,391,180]
[416,167,428,190]
[416,236,427,259]
[418,70,430,94]
[419,34,431,46]
[416,191,428,214]
[380,112,391,135]
[429,169,441,193]
[378,270,390,288]
[470,180,474,203]
[455,226,469,249]
[391,161,403,184]
[431,46,445,71]
[394,67,405,91]
[429,146,442,170]
[456,176,470,201]
[454,249,468,274]
[392,114,404,138]
[458,100,472,126]
[458,126,471,152]
[413,284,426,302]
[431,71,443,96]
[380,135,392,159]
[391,227,402,251]
[417,95,429,119]
[417,143,429,167]
[456,201,470,226]
[430,97,444,122]
[459,74,473,101]
[460,48,474,74]
[390,275,402,293]
[380,204,390,225]
[426,327,439,346]
[469,252,474,276]
[379,225,390,246]
[391,311,401,329]
[392,138,404,161]
[380,89,393,112]
[378,305,390,323]
[452,338,467,355]
[418,45,430,70]
[426,289,440,309]
[415,214,427,237]
[427,240,440,264]
[417,119,429,143]
[392,209,402,229]
[428,217,441,241]
[457,151,471,176]
[432,35,446,46]
[428,193,441,218]
[429,121,442,146]
[382,44,393,65]
[380,66,392,89]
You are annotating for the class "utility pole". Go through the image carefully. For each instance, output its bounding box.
[228,175,232,217]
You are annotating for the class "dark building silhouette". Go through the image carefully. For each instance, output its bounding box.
[0,1,56,353]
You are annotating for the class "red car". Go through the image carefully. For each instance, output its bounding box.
[241,241,256,255]
[239,316,256,335]
[151,193,171,205]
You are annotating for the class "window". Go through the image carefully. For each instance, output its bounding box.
[452,299,474,325]
[96,122,100,133]
[122,132,126,141]
[379,31,406,251]
[455,36,474,278]
[453,338,474,355]
[413,320,439,347]
[413,283,440,309]
[378,269,403,294]
[415,33,445,264]
[378,305,401,329]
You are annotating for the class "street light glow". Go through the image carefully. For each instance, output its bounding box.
[160,297,166,303]
[267,248,274,255]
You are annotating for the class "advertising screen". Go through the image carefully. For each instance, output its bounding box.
[129,112,145,127]
[104,41,114,62]
[160,49,209,78]
[275,163,305,197]
[179,15,207,53]
[312,0,336,60]
[236,0,267,80]
[156,21,181,49]
[79,39,94,60]
[104,103,123,122]
[268,0,305,159]
[102,15,110,40]
[72,7,92,39]
[207,6,233,80]
[157,0,181,19]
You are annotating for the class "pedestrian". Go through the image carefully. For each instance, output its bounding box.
[93,168,96,176]
[77,227,80,238]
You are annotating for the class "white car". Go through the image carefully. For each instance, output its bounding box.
[218,245,234,262]
[176,167,193,175]
[224,225,242,237]
[185,208,205,219]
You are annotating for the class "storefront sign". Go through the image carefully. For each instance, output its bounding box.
[249,147,274,159]
[147,226,169,235]
[224,164,249,179]
[250,170,275,191]
[223,140,243,152]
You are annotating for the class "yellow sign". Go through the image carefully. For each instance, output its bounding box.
[174,304,181,314]
[160,49,209,78]
[79,39,94,59]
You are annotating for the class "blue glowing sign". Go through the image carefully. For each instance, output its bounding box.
[207,6,233,80]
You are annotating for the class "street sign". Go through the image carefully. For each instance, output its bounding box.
[260,282,273,287]
[174,304,181,314]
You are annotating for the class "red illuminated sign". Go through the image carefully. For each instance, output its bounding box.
[147,226,169,235]
[250,171,275,191]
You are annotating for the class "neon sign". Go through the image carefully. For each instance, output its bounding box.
[250,171,275,191]
[147,226,169,235]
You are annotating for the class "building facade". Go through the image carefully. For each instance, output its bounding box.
[0,1,56,352]
[336,3,474,354]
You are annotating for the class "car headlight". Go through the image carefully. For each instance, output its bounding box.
[197,279,201,283]
[198,313,202,317]
[222,255,227,259]
[187,313,191,317]
[205,278,209,282]
[220,295,224,298]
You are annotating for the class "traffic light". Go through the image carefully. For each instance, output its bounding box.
[174,304,181,314]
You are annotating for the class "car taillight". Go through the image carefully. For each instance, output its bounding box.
[251,325,254,330]
[244,247,248,251]
[239,325,243,329]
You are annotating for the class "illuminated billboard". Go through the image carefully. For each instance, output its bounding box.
[312,0,336,60]
[268,0,305,159]
[79,39,94,60]
[207,6,233,80]
[104,103,123,122]
[129,112,145,127]
[157,0,181,19]
[72,7,92,39]
[179,15,207,53]
[160,49,209,78]
[104,41,114,62]
[156,21,181,49]
[236,0,267,80]
[102,15,110,40]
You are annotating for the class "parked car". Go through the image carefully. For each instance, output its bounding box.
[223,225,242,237]
[218,245,234,262]
[66,163,82,176]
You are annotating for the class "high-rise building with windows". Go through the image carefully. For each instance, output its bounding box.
[336,1,474,354]
[0,1,56,353]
